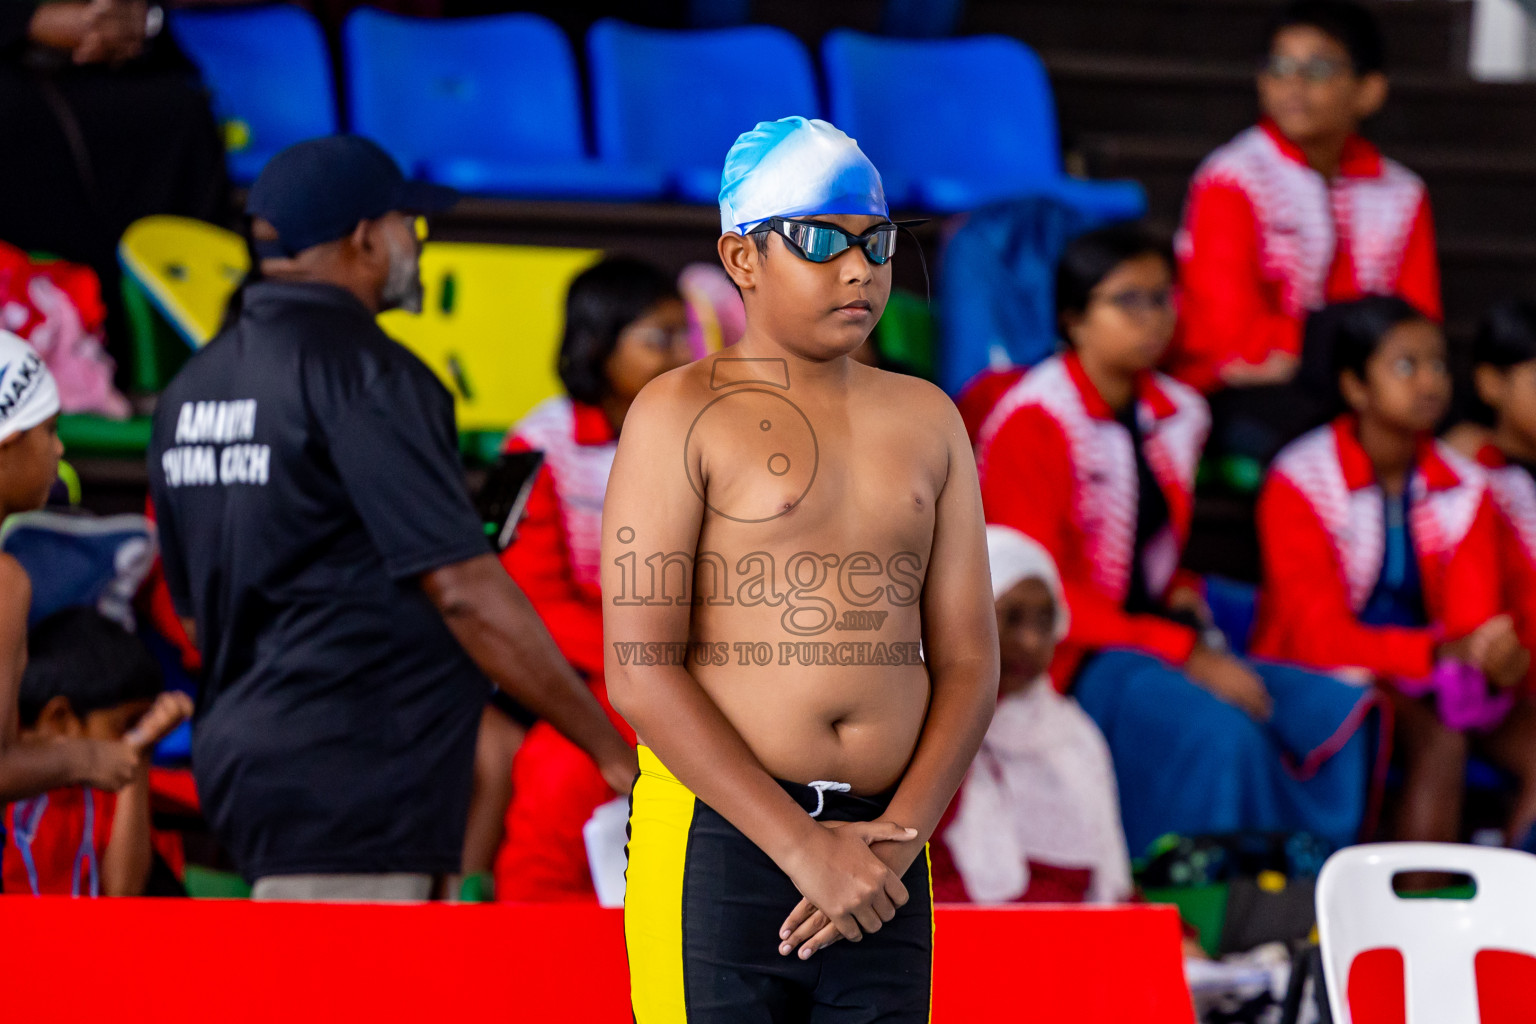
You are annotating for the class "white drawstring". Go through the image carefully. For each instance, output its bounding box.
[806,780,851,818]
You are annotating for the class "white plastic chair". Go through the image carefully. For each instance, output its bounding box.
[1316,842,1536,1023]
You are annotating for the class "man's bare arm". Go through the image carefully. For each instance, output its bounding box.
[604,377,911,942]
[423,553,636,793]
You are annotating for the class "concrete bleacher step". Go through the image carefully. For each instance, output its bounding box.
[1046,53,1536,152]
[963,0,1472,74]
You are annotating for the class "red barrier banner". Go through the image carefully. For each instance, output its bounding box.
[0,898,1194,1022]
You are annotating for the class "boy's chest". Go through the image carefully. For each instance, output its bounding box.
[697,419,942,554]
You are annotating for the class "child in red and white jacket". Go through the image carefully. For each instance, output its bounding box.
[1443,299,1536,845]
[492,259,690,900]
[1253,296,1536,846]
[1169,1,1439,408]
[979,224,1377,856]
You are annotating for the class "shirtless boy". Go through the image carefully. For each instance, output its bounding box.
[603,117,998,1022]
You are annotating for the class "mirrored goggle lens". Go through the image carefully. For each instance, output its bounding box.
[863,226,897,263]
[783,221,897,264]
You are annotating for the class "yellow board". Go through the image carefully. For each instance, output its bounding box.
[118,215,248,347]
[381,242,602,433]
[119,218,598,434]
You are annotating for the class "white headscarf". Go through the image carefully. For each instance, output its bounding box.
[986,524,1068,640]
[945,525,1132,904]
[0,331,59,445]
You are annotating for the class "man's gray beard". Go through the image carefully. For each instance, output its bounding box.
[382,236,424,314]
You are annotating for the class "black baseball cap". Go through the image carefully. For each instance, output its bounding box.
[245,135,458,258]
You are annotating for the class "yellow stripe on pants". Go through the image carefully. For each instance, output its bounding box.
[625,745,695,1023]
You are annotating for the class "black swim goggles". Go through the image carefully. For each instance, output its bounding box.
[748,216,923,266]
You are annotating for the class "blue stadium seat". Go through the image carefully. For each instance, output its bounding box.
[821,31,1145,218]
[587,20,821,204]
[344,10,664,200]
[169,5,338,185]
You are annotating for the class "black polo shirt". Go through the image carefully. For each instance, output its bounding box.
[147,280,490,881]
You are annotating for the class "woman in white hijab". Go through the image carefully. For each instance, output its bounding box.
[933,525,1133,904]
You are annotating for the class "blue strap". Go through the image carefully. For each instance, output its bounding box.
[71,787,98,898]
[10,795,49,897]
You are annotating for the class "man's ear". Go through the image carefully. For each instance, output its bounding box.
[718,231,760,293]
[1474,364,1507,411]
[1353,72,1388,120]
[349,219,375,258]
[1339,368,1371,412]
[32,695,80,738]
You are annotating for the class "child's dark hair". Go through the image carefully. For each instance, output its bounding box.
[1321,295,1433,385]
[557,258,681,407]
[19,608,163,727]
[1268,0,1386,75]
[1055,222,1174,336]
[1474,299,1536,369]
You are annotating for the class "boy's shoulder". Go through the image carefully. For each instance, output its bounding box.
[631,355,956,416]
[1191,125,1274,187]
[1194,124,1425,195]
[629,358,719,425]
[854,361,954,413]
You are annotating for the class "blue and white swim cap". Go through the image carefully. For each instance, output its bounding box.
[718,116,889,236]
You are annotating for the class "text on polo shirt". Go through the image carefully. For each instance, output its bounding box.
[161,400,270,487]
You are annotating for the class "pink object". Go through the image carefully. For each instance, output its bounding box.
[0,241,130,419]
[1398,660,1514,733]
[679,262,746,357]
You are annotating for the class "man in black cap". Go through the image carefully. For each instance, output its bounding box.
[147,136,637,901]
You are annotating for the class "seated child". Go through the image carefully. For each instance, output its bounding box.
[494,258,690,900]
[979,223,1379,857]
[1252,296,1535,845]
[931,526,1132,904]
[1,331,150,893]
[1444,298,1536,843]
[3,607,192,896]
[1170,1,1440,455]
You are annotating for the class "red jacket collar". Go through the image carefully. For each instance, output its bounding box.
[1064,352,1178,423]
[573,401,618,446]
[1332,416,1460,492]
[1259,118,1383,179]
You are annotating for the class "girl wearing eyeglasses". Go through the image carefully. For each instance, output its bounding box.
[1255,297,1536,849]
[978,223,1380,860]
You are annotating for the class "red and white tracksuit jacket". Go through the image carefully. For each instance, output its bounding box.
[977,353,1211,686]
[1251,418,1502,682]
[1169,119,1441,393]
[496,396,635,902]
[1472,443,1536,692]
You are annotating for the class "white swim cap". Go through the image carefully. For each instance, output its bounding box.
[718,116,889,235]
[0,331,59,445]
